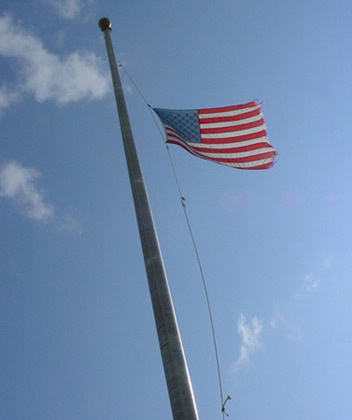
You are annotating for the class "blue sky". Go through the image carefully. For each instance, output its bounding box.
[1,1,352,419]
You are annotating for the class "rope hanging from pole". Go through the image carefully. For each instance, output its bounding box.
[117,62,231,420]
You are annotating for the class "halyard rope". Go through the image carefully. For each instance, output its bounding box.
[119,61,229,420]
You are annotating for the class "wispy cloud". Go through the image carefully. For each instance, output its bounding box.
[296,254,333,298]
[43,0,82,19]
[0,85,19,113]
[232,314,263,372]
[0,14,109,106]
[0,161,82,233]
[0,161,54,223]
[55,214,83,235]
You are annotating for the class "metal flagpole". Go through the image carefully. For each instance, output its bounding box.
[98,18,199,420]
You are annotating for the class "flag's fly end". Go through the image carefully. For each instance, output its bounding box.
[99,17,112,32]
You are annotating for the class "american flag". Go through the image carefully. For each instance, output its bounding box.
[153,101,277,170]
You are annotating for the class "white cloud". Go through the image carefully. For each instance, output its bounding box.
[0,161,82,232]
[232,314,263,372]
[0,14,109,105]
[44,0,82,19]
[0,161,83,233]
[0,85,19,113]
[0,161,54,222]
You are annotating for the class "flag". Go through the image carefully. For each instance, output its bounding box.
[153,101,277,170]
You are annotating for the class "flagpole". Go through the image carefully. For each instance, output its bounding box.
[98,18,199,420]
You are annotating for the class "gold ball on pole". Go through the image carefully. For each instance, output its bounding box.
[98,17,112,31]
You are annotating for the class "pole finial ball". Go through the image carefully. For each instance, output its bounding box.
[98,17,112,31]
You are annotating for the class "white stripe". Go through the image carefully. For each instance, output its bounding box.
[221,157,274,168]
[200,114,263,129]
[201,124,266,139]
[191,137,269,149]
[199,104,261,119]
[196,147,274,160]
[168,133,269,150]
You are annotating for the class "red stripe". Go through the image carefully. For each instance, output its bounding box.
[200,119,264,134]
[210,150,276,164]
[167,140,205,159]
[192,142,272,154]
[166,131,185,143]
[201,130,267,144]
[199,108,261,124]
[240,161,275,170]
[198,101,257,114]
